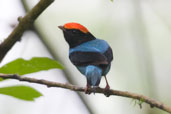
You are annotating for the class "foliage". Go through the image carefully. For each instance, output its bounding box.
[0,57,63,101]
[0,85,42,101]
[0,57,63,75]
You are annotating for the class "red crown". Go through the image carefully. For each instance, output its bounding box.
[64,22,89,33]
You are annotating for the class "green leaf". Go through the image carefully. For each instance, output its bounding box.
[0,57,63,75]
[0,78,3,81]
[0,85,42,101]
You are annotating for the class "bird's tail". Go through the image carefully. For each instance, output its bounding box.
[85,65,102,86]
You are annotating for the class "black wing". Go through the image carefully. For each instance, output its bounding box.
[69,51,108,66]
[104,47,113,63]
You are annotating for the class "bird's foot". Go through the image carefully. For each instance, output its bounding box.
[104,76,110,97]
[92,86,100,94]
[104,85,110,97]
[84,85,91,94]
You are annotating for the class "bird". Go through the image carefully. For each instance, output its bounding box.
[58,22,113,94]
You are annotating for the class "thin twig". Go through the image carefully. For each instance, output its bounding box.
[0,0,54,62]
[0,73,170,113]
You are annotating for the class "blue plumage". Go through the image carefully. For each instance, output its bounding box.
[69,39,109,54]
[69,39,113,87]
[77,65,102,86]
[58,22,113,93]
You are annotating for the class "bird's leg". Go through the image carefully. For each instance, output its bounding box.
[104,76,110,90]
[104,76,110,97]
[84,84,91,94]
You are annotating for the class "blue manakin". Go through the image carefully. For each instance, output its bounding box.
[58,22,113,94]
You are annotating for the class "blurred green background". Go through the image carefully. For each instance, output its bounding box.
[0,0,171,114]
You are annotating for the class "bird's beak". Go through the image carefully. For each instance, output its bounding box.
[58,25,66,31]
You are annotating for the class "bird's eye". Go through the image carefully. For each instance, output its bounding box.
[71,30,79,34]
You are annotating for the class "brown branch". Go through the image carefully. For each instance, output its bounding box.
[0,0,54,62]
[0,73,170,113]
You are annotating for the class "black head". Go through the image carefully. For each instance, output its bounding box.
[58,23,95,48]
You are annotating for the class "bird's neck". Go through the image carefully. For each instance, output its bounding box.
[64,32,96,48]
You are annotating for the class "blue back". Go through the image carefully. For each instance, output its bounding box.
[69,39,109,54]
[69,39,112,86]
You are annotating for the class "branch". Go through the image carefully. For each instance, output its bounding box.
[0,74,170,113]
[0,0,54,62]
